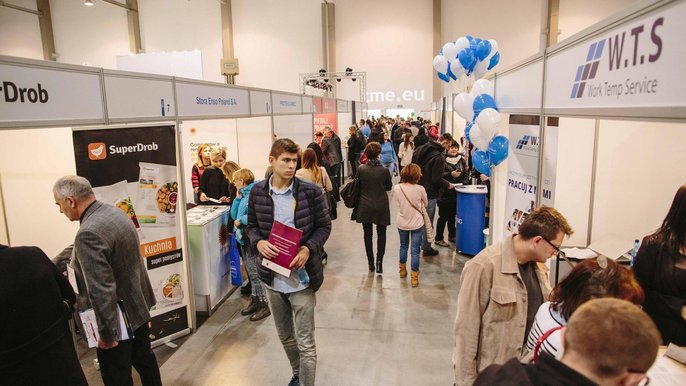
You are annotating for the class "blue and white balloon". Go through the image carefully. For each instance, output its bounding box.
[473,94,497,117]
[472,150,491,177]
[488,52,500,70]
[458,48,476,71]
[476,40,492,61]
[488,136,509,166]
[453,92,475,122]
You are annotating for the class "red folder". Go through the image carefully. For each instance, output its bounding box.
[262,221,303,277]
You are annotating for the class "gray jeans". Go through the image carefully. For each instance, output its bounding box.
[421,198,438,251]
[266,287,317,386]
[239,243,266,301]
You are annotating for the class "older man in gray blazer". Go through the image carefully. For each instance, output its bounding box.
[53,175,161,386]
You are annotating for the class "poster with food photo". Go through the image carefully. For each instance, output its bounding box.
[73,125,190,342]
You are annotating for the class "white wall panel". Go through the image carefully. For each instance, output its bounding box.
[549,118,595,246]
[0,127,78,256]
[591,120,686,243]
[336,0,433,112]
[139,0,223,82]
[51,0,129,69]
[232,0,322,92]
[0,0,43,60]
[558,0,639,42]
[273,115,313,151]
[236,117,273,178]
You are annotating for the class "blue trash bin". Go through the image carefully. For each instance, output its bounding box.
[455,185,488,256]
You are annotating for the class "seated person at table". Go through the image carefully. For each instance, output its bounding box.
[474,298,661,386]
[525,257,644,359]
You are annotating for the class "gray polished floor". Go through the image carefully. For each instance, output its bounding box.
[82,196,470,386]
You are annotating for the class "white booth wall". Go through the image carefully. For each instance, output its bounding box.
[236,117,273,178]
[591,119,686,242]
[0,127,78,256]
[558,0,640,41]
[273,115,314,150]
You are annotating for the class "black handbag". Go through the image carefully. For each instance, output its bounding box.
[320,172,337,220]
[340,175,360,209]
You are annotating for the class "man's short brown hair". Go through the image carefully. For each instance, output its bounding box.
[400,164,422,184]
[518,206,573,241]
[269,138,300,159]
[563,298,661,377]
[364,142,381,159]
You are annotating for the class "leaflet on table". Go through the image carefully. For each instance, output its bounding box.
[79,302,132,348]
[559,247,598,259]
[262,221,303,277]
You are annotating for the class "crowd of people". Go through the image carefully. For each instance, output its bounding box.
[1,114,684,386]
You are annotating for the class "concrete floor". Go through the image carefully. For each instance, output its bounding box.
[83,195,471,386]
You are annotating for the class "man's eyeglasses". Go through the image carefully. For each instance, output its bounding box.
[542,237,573,268]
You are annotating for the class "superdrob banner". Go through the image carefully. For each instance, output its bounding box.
[73,125,190,343]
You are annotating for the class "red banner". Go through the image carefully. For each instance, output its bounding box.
[314,113,338,134]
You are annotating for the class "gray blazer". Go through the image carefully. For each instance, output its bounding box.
[71,200,156,342]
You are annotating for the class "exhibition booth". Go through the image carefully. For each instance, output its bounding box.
[0,54,363,345]
[435,0,686,284]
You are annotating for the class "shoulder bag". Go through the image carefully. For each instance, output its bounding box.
[398,185,435,243]
[321,171,337,220]
[341,173,361,209]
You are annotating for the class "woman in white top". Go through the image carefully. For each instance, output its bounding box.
[398,134,414,168]
[525,258,645,360]
[296,148,332,193]
[392,163,427,287]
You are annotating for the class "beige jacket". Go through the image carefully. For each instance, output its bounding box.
[452,236,552,386]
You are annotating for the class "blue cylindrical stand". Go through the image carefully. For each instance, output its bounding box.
[455,185,488,256]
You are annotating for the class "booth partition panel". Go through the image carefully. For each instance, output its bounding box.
[273,115,314,151]
[0,127,79,256]
[236,117,273,178]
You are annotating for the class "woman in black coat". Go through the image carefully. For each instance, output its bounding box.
[0,245,88,386]
[633,183,686,345]
[347,125,366,176]
[353,142,392,273]
[435,141,469,247]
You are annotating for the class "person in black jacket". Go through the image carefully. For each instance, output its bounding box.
[347,125,366,177]
[473,298,659,386]
[633,182,686,346]
[0,244,88,386]
[435,141,469,248]
[246,138,331,386]
[413,126,430,148]
[198,146,231,205]
[412,140,454,256]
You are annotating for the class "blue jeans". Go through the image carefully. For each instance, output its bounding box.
[266,287,317,386]
[398,226,424,272]
[421,198,438,251]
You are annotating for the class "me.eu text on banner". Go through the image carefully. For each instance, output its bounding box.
[73,125,190,342]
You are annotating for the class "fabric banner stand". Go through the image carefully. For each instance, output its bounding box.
[503,115,558,237]
[72,124,191,344]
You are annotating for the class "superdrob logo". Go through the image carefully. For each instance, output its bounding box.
[88,142,107,160]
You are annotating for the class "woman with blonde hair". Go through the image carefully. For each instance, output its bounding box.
[198,147,230,205]
[393,163,427,287]
[191,144,211,203]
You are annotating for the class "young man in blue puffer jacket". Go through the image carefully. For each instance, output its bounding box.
[246,138,331,386]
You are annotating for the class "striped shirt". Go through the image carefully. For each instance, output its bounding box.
[525,301,566,359]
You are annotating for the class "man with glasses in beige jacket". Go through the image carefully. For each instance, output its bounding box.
[452,207,573,386]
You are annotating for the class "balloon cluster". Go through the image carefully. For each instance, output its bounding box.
[453,78,508,177]
[432,35,500,83]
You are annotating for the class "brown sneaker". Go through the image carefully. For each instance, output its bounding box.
[411,271,419,287]
[241,296,260,316]
[249,301,271,321]
[399,263,407,278]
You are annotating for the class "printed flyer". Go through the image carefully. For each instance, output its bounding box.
[73,124,190,342]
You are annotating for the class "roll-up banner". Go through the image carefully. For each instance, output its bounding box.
[72,124,190,342]
[503,115,558,237]
[314,113,338,134]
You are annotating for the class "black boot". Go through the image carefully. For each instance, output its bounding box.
[376,258,383,274]
[249,301,271,321]
[241,296,260,316]
[240,281,252,296]
[367,256,375,272]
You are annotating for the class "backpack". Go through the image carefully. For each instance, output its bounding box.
[340,176,361,209]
